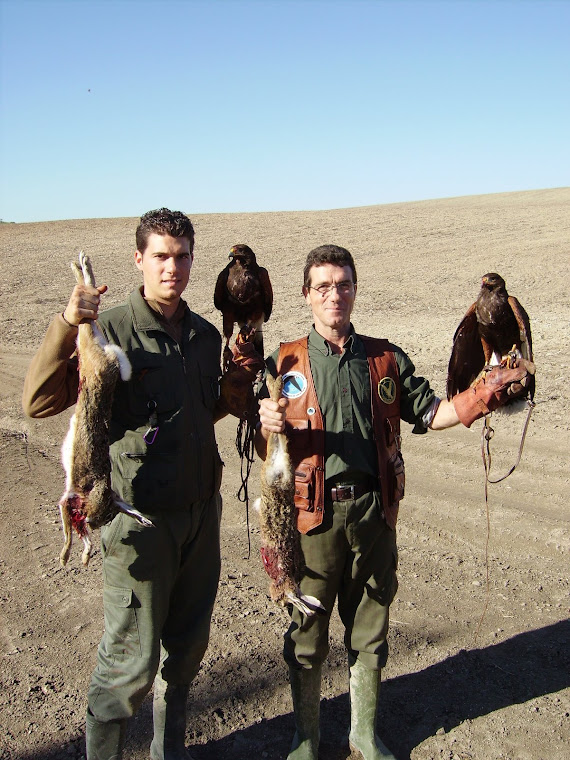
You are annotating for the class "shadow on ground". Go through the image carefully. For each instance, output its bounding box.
[13,619,569,760]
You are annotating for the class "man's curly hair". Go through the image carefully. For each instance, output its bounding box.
[303,244,357,288]
[136,208,195,255]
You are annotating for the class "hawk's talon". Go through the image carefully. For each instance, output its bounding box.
[505,345,519,369]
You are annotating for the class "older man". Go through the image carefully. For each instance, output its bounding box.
[256,244,533,760]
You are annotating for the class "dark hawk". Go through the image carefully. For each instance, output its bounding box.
[447,272,534,401]
[214,244,273,367]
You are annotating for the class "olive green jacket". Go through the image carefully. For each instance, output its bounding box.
[23,288,223,512]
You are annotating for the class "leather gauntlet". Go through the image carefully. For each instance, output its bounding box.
[453,359,535,428]
[217,327,266,421]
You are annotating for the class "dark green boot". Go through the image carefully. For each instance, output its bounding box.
[287,665,321,760]
[348,658,396,759]
[149,674,194,760]
[85,709,127,760]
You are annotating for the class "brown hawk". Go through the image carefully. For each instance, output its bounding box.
[447,273,534,401]
[214,244,273,367]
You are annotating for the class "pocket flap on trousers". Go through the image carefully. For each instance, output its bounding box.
[103,585,134,608]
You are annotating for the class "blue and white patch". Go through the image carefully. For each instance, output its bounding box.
[282,371,308,399]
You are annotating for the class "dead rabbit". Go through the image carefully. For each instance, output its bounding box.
[59,251,152,566]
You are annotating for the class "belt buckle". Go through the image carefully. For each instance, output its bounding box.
[333,484,355,501]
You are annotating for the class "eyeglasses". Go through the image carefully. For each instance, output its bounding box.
[308,281,355,297]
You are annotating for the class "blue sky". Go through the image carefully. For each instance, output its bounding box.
[1,0,568,223]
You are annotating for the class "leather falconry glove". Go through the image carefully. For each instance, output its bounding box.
[453,358,536,428]
[217,326,266,421]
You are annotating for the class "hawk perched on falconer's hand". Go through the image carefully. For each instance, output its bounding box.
[214,244,273,369]
[447,272,535,402]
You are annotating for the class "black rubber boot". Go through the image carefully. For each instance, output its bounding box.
[85,709,127,760]
[287,665,321,760]
[149,674,193,760]
[348,658,396,759]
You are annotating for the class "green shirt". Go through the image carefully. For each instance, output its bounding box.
[267,326,437,483]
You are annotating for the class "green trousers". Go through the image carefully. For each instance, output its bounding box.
[284,490,398,671]
[87,494,221,722]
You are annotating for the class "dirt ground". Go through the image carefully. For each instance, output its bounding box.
[0,188,568,760]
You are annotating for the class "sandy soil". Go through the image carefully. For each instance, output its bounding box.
[0,188,568,760]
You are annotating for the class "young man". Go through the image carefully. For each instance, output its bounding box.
[23,208,258,760]
[256,244,534,760]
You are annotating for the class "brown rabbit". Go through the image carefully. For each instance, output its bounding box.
[257,374,325,617]
[59,252,152,566]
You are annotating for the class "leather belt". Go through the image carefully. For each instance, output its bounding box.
[330,483,370,502]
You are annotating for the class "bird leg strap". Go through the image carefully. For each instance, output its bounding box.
[473,394,535,644]
[453,358,535,428]
[481,397,536,484]
[217,326,266,559]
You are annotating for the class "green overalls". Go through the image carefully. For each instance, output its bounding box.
[87,288,223,722]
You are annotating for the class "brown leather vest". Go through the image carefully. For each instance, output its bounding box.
[276,336,404,533]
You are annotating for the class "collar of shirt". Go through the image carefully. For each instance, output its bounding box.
[309,325,358,356]
[142,286,187,342]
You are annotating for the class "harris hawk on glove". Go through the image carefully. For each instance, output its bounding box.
[214,244,273,368]
[446,272,534,401]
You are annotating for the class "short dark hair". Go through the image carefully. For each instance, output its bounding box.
[136,208,195,255]
[303,244,357,288]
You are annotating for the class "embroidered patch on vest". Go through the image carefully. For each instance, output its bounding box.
[282,371,308,399]
[378,376,396,404]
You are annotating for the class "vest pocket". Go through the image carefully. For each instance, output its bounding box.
[126,355,180,421]
[385,414,405,507]
[293,462,315,512]
[114,451,179,510]
[387,449,405,505]
[200,373,221,412]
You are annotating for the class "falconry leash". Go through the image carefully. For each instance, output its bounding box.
[481,396,536,485]
[235,370,265,559]
[235,416,256,559]
[474,395,535,642]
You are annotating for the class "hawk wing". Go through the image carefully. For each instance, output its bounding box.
[508,296,533,362]
[446,302,486,399]
[214,265,230,312]
[259,266,273,322]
